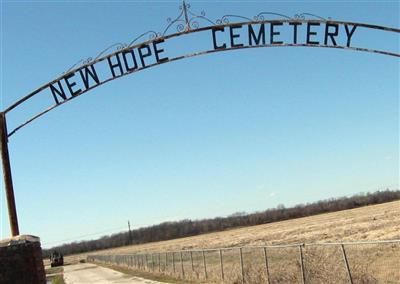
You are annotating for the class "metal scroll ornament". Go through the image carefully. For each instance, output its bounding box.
[63,1,330,75]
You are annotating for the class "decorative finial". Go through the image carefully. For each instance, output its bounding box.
[182,1,190,31]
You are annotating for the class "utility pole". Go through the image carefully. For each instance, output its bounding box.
[128,220,133,245]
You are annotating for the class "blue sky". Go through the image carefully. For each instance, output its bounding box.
[0,1,398,247]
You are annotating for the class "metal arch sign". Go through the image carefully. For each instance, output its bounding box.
[1,2,399,236]
[4,4,400,137]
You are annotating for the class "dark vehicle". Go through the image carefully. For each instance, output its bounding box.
[50,251,64,267]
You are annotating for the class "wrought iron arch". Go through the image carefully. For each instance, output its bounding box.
[1,1,399,236]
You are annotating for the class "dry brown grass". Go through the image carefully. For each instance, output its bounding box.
[66,201,399,263]
[65,201,400,283]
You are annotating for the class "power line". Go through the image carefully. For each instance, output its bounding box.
[42,221,153,247]
[42,226,126,247]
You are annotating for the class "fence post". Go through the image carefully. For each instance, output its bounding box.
[299,245,306,284]
[173,252,176,273]
[263,247,271,284]
[190,251,194,271]
[180,251,185,277]
[219,249,224,281]
[152,254,155,271]
[165,252,168,271]
[202,250,207,280]
[158,253,161,272]
[340,244,353,284]
[239,248,245,284]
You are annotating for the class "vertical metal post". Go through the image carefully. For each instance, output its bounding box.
[341,244,353,284]
[173,252,176,273]
[202,250,207,280]
[219,249,224,281]
[0,112,19,236]
[180,251,185,277]
[239,248,245,284]
[299,245,306,284]
[263,247,271,284]
[190,251,194,271]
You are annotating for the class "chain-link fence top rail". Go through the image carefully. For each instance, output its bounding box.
[87,239,400,284]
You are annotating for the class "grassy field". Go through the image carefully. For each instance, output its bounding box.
[64,201,400,283]
[65,200,399,262]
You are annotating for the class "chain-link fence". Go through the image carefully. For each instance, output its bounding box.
[87,239,400,283]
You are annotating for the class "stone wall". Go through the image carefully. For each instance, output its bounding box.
[0,235,46,284]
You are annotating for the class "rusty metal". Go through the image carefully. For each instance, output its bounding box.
[0,113,19,236]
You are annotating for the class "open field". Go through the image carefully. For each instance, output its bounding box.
[60,201,400,283]
[65,201,400,263]
[62,201,400,283]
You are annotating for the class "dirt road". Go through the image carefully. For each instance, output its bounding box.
[63,263,167,284]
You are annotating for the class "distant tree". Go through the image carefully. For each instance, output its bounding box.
[42,189,400,257]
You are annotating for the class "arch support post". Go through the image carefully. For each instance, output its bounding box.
[0,112,19,236]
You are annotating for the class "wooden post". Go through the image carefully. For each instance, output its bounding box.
[158,253,161,272]
[263,247,271,284]
[0,112,19,236]
[341,244,353,284]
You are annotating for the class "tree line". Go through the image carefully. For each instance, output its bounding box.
[42,189,400,257]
